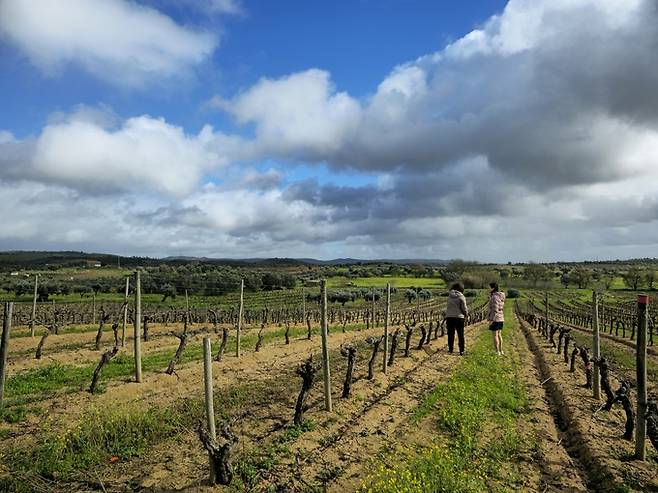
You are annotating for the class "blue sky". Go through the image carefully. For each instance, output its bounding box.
[0,0,657,261]
[0,0,507,136]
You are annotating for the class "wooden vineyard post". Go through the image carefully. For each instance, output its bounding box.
[635,294,649,460]
[0,302,13,409]
[134,270,143,383]
[320,280,333,412]
[302,287,306,323]
[92,292,97,325]
[372,292,376,328]
[544,291,549,326]
[203,336,217,483]
[185,289,190,325]
[383,283,390,374]
[236,279,244,359]
[121,277,129,347]
[30,273,39,337]
[592,291,601,400]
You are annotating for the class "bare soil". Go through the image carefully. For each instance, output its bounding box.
[519,312,658,492]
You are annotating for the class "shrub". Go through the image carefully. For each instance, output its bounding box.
[464,290,477,297]
[507,289,520,299]
[461,274,482,289]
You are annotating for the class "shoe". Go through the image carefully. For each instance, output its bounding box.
[496,351,501,355]
[500,350,505,355]
[459,352,464,356]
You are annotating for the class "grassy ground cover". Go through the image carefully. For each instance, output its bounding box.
[1,322,372,418]
[0,379,272,492]
[360,303,529,492]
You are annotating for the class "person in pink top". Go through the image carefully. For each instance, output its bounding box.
[488,282,506,355]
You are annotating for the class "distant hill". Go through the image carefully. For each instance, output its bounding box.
[0,251,160,269]
[0,251,450,269]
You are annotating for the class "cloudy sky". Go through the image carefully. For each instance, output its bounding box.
[1,0,657,262]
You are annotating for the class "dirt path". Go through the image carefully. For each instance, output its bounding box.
[518,308,658,492]
[5,321,291,370]
[511,311,590,492]
[78,324,479,492]
[4,325,389,440]
[314,324,485,492]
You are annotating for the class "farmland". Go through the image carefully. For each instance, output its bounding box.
[3,0,658,490]
[0,258,657,492]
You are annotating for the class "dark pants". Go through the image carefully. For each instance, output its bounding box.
[447,317,465,354]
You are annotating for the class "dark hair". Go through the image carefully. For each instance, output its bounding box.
[489,282,499,292]
[451,282,464,293]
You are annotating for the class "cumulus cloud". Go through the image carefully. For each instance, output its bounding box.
[239,168,284,190]
[192,0,658,260]
[0,107,225,196]
[216,0,658,190]
[2,0,658,261]
[0,179,343,257]
[0,0,218,87]
[0,130,17,144]
[220,69,362,161]
[0,169,657,261]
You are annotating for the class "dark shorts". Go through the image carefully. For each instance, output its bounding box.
[489,321,503,331]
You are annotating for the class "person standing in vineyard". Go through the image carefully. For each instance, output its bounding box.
[488,282,506,355]
[446,282,469,355]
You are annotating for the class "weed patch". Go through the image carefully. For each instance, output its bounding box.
[362,304,529,492]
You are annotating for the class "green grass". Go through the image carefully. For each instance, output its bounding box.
[10,323,99,339]
[0,379,273,491]
[361,303,529,493]
[0,403,196,491]
[5,363,89,396]
[233,420,317,491]
[2,321,372,409]
[0,405,28,424]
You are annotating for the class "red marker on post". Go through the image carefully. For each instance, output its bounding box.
[638,294,649,305]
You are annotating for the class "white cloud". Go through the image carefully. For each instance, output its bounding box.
[163,0,244,17]
[214,0,658,190]
[221,69,362,160]
[0,130,16,144]
[2,0,658,261]
[0,107,226,196]
[239,168,283,190]
[444,0,644,59]
[205,0,243,15]
[0,0,218,87]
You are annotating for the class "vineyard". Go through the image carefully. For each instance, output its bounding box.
[0,275,657,492]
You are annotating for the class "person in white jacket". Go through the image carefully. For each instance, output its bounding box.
[488,282,506,355]
[446,282,469,355]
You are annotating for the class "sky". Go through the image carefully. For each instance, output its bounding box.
[0,0,657,263]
